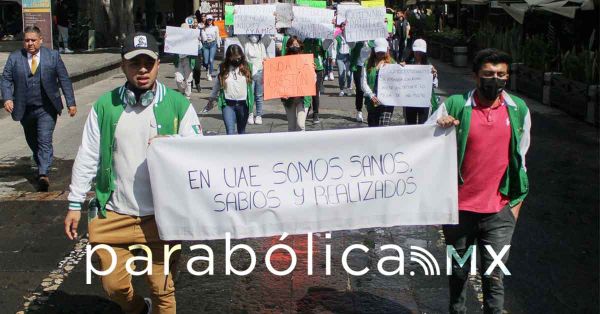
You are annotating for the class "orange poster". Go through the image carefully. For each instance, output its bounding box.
[214,20,228,38]
[264,54,316,100]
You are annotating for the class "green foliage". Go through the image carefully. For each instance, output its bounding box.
[560,31,599,84]
[427,28,466,46]
[473,23,522,62]
[521,34,553,72]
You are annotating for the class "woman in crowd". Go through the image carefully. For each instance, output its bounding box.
[174,19,198,100]
[402,38,439,125]
[335,23,353,96]
[323,38,336,82]
[281,37,312,132]
[350,40,374,123]
[303,37,327,123]
[208,45,254,135]
[201,15,221,81]
[361,38,396,127]
[238,34,272,125]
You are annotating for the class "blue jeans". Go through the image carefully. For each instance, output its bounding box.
[20,106,57,176]
[222,100,249,135]
[202,41,217,75]
[336,53,352,90]
[252,70,264,117]
[324,58,333,76]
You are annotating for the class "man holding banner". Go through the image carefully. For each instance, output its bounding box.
[430,48,531,314]
[64,32,202,314]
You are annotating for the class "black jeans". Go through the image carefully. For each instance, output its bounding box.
[443,205,516,314]
[311,70,324,114]
[404,107,430,125]
[367,105,394,127]
[353,68,364,112]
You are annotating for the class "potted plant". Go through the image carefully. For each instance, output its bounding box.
[552,33,599,125]
[516,34,552,101]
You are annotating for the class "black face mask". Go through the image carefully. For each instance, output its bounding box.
[478,77,507,101]
[230,58,242,66]
[287,46,300,54]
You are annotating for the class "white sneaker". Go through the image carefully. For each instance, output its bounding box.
[356,111,363,122]
[59,48,65,53]
[207,73,212,81]
[324,76,330,81]
[64,48,74,54]
[345,88,354,96]
[144,297,152,314]
[247,112,254,125]
[339,91,345,97]
[328,73,334,80]
[255,116,263,125]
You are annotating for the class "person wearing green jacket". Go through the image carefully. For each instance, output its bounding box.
[430,48,531,314]
[281,36,312,131]
[303,38,327,123]
[360,38,396,127]
[350,40,374,122]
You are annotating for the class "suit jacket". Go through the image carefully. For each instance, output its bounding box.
[1,46,75,121]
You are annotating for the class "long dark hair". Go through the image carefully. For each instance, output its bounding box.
[218,45,252,89]
[286,36,303,54]
[366,49,392,71]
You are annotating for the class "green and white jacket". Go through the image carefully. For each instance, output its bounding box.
[67,81,202,217]
[427,90,531,206]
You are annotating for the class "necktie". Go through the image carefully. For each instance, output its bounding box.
[31,55,38,75]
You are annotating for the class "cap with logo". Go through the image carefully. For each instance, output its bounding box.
[374,38,389,53]
[412,39,427,53]
[121,32,159,60]
[206,14,214,20]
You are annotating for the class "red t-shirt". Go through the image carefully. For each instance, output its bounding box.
[458,94,511,214]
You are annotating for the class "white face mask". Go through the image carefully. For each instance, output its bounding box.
[249,35,259,44]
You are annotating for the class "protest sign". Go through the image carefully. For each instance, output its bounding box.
[234,4,276,35]
[377,64,434,108]
[263,54,316,100]
[164,26,200,56]
[386,13,394,33]
[215,20,228,38]
[361,0,385,7]
[225,5,234,26]
[224,37,242,55]
[336,3,361,24]
[344,7,387,42]
[289,6,334,40]
[147,125,459,240]
[275,3,293,28]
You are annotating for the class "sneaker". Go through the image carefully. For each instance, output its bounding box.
[338,91,345,97]
[64,48,74,54]
[356,111,363,122]
[144,297,152,314]
[328,72,334,80]
[254,115,263,125]
[345,88,354,96]
[247,112,254,125]
[38,175,49,192]
[324,75,330,81]
[312,113,320,123]
[59,47,65,53]
[207,73,212,81]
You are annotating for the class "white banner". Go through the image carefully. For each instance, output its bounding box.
[377,64,434,108]
[147,125,458,241]
[275,3,293,28]
[336,3,362,24]
[289,6,334,40]
[234,4,277,35]
[344,7,387,42]
[164,26,200,56]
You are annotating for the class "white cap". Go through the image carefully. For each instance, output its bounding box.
[412,39,427,53]
[374,38,389,53]
[206,14,214,20]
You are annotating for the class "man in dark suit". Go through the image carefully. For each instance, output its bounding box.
[1,25,77,191]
